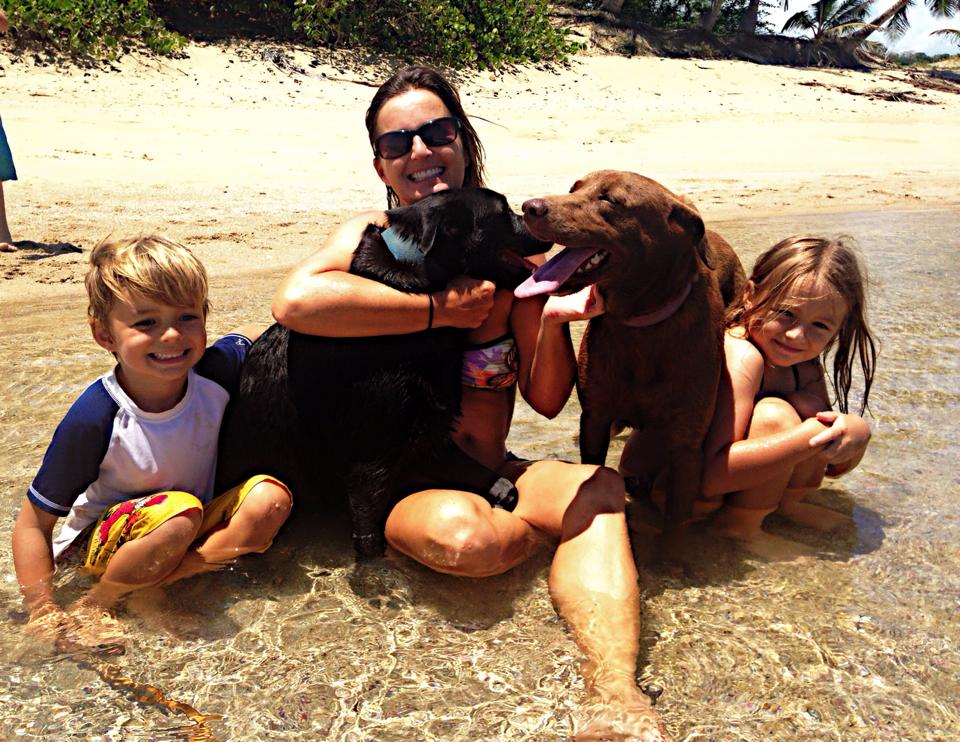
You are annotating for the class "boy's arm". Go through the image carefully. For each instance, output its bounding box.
[225,324,269,343]
[11,498,61,619]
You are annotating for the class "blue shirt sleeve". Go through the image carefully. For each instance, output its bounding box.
[194,333,252,394]
[27,380,117,516]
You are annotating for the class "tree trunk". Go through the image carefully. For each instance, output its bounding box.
[699,0,724,32]
[846,0,910,42]
[601,0,626,12]
[737,0,762,34]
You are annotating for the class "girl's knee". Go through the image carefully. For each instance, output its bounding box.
[750,397,802,436]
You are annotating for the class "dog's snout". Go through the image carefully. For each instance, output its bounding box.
[522,198,548,218]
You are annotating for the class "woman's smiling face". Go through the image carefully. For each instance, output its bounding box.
[372,88,467,207]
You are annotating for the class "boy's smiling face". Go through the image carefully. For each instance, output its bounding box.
[92,290,207,411]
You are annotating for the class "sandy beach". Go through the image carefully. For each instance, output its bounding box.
[2,40,960,740]
[2,41,959,305]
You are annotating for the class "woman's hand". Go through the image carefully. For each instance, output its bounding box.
[808,411,872,474]
[541,285,605,326]
[433,277,496,329]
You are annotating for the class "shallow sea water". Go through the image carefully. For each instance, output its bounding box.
[0,208,957,740]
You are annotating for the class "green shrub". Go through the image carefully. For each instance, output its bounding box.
[4,0,184,58]
[292,0,578,68]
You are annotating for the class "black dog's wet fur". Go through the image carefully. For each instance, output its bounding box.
[217,188,549,558]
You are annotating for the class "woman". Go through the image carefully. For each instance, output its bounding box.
[273,66,667,740]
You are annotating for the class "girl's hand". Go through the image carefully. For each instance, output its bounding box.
[808,411,872,469]
[541,285,605,326]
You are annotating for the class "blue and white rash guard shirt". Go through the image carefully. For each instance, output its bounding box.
[27,334,252,557]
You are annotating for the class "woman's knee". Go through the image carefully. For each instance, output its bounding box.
[387,494,514,577]
[562,465,627,532]
[750,397,802,437]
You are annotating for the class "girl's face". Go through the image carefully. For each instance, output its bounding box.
[748,279,847,368]
[372,88,467,207]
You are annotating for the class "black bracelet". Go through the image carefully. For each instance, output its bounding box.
[426,293,434,330]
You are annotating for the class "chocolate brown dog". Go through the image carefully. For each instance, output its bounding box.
[518,170,745,527]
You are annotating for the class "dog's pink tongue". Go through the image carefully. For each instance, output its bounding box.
[514,247,598,299]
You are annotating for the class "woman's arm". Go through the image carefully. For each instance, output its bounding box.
[11,499,61,619]
[513,286,605,419]
[272,212,497,337]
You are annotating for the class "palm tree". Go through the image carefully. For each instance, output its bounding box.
[782,0,870,40]
[846,0,960,42]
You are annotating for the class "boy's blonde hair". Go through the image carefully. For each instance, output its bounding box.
[726,235,877,415]
[86,235,210,324]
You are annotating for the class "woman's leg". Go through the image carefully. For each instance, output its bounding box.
[385,462,667,739]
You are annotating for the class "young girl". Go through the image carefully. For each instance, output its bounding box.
[699,235,877,556]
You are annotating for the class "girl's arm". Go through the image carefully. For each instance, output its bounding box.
[810,411,872,476]
[272,212,496,336]
[702,336,832,497]
[513,287,605,419]
[11,499,62,620]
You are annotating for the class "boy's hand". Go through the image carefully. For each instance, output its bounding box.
[809,411,871,469]
[26,603,78,639]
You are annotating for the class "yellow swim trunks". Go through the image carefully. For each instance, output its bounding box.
[80,474,289,575]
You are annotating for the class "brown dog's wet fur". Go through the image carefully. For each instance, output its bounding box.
[523,170,745,527]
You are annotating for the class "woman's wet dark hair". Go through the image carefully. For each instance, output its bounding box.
[365,65,486,208]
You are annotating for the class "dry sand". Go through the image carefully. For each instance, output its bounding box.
[2,41,959,307]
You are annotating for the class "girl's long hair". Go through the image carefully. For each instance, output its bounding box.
[726,235,877,414]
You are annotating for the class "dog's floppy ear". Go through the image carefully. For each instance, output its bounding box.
[668,202,711,268]
[419,196,473,255]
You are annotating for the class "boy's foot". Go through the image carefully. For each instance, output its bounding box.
[126,587,203,640]
[574,689,670,741]
[0,241,15,252]
[778,488,852,531]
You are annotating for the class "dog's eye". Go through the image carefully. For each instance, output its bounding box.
[598,192,618,205]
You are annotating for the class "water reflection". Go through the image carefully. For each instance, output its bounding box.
[0,209,957,739]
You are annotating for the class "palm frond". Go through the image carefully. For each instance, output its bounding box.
[930,27,960,42]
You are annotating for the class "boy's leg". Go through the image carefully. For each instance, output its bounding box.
[159,475,292,585]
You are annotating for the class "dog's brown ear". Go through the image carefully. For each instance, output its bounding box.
[668,203,711,268]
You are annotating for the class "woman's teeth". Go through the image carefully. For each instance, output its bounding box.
[409,167,443,182]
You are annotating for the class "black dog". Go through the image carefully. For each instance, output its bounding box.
[217,188,550,558]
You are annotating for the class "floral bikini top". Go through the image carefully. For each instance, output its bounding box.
[461,334,518,390]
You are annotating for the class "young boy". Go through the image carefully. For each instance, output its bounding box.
[12,235,292,642]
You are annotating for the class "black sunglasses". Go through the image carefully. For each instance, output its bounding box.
[373,117,461,160]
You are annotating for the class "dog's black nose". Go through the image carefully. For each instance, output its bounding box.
[522,198,548,217]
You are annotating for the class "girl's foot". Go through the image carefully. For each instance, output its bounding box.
[710,505,814,561]
[777,487,852,531]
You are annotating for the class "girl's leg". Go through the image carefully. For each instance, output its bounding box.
[774,391,852,531]
[161,478,293,585]
[710,397,814,558]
